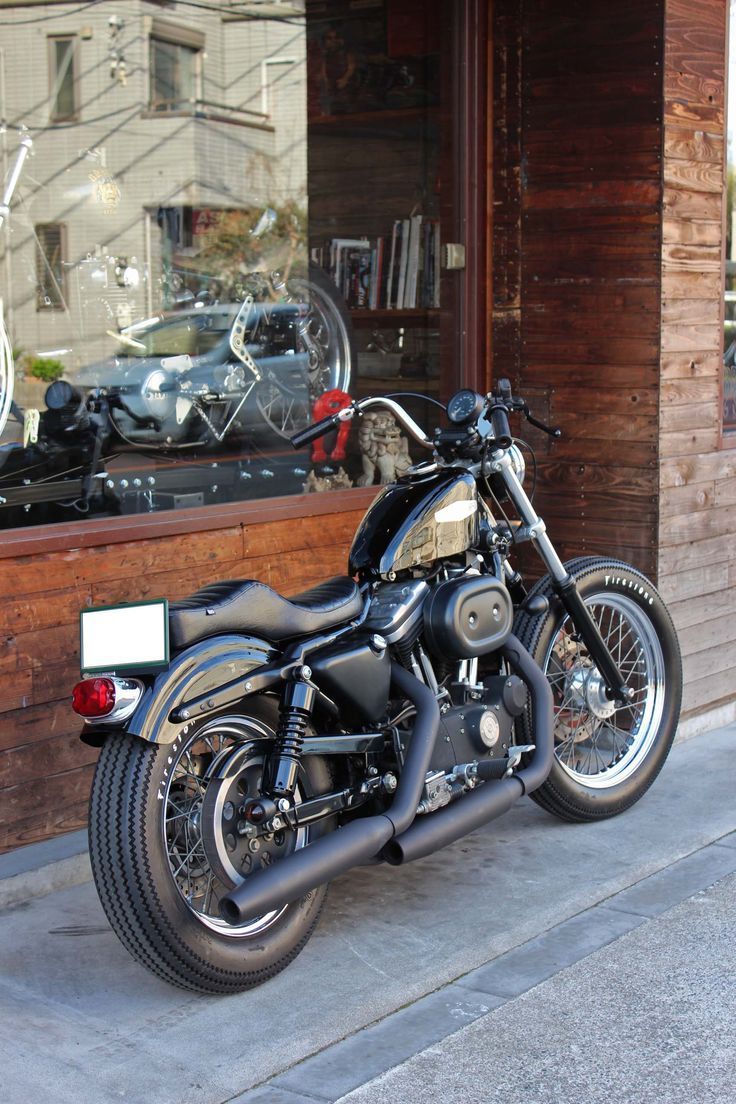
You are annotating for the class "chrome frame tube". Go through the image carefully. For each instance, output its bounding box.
[0,132,32,231]
[348,396,434,450]
[490,451,569,583]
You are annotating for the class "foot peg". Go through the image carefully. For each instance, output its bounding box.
[452,745,536,785]
[505,744,535,773]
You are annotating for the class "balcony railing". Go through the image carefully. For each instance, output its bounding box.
[145,99,274,130]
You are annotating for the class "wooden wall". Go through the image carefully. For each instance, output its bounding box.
[495,0,735,724]
[658,0,735,720]
[494,0,664,578]
[0,506,366,854]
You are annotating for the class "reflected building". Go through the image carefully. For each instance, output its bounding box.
[0,0,307,368]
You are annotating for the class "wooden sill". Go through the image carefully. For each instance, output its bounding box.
[0,487,378,560]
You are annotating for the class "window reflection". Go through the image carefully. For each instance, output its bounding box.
[150,37,201,112]
[0,0,449,530]
[49,35,77,122]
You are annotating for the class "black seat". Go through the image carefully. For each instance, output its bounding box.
[169,576,363,651]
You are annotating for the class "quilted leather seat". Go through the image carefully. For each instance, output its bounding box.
[169,576,363,650]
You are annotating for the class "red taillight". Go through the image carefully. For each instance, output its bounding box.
[72,677,116,718]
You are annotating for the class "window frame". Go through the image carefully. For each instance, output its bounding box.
[148,25,204,113]
[35,222,67,312]
[721,0,736,447]
[48,33,79,124]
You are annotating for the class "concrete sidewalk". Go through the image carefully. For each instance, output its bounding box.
[1,724,734,1104]
[337,868,736,1104]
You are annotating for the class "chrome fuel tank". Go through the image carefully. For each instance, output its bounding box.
[349,469,479,579]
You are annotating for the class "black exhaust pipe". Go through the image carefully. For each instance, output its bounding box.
[381,635,554,865]
[219,662,439,925]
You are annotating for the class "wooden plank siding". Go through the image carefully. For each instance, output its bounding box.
[0,508,366,853]
[496,0,665,581]
[659,0,734,720]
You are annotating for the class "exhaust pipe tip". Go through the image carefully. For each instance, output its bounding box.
[380,840,403,866]
[219,896,243,925]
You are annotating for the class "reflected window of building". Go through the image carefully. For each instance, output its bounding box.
[49,35,78,122]
[150,35,202,111]
[35,224,66,311]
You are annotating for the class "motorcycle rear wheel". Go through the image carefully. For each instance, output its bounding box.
[255,264,354,440]
[89,702,333,993]
[514,557,682,822]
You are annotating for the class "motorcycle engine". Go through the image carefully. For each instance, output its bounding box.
[429,675,528,774]
[140,368,178,423]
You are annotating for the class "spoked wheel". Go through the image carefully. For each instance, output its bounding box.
[89,702,334,993]
[514,557,682,821]
[255,265,353,440]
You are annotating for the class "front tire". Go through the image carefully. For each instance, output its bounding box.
[89,703,333,993]
[514,557,682,822]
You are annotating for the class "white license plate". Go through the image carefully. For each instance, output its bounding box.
[80,599,169,674]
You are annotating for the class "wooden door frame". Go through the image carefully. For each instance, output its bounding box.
[440,0,490,398]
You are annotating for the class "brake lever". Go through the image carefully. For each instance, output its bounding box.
[523,405,562,439]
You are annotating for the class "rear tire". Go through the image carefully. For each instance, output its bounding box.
[514,557,682,822]
[89,701,333,993]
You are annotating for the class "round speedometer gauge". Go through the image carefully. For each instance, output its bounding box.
[447,389,484,425]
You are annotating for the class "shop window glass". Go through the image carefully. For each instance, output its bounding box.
[0,0,471,532]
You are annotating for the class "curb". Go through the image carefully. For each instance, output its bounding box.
[0,829,91,910]
[231,833,736,1104]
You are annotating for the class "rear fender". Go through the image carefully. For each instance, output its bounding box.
[125,634,276,745]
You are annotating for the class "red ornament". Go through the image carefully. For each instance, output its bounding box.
[310,388,352,462]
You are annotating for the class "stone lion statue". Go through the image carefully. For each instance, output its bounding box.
[357,410,412,486]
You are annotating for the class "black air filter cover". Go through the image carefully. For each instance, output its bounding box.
[423,575,514,660]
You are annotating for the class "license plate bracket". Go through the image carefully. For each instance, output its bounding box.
[80,599,169,675]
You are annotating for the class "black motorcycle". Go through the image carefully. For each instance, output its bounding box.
[73,380,681,993]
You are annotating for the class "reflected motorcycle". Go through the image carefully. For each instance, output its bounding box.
[73,379,682,993]
[0,267,353,523]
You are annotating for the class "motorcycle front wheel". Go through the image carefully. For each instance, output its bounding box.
[514,557,682,822]
[89,702,334,993]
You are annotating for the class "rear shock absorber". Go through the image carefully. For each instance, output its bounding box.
[263,666,316,798]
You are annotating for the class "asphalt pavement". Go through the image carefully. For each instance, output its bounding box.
[1,723,734,1104]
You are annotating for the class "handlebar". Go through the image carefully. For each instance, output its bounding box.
[290,383,561,456]
[489,403,513,450]
[492,378,561,441]
[290,412,340,449]
[290,395,434,452]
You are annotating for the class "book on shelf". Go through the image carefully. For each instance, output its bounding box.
[395,218,411,310]
[315,216,441,312]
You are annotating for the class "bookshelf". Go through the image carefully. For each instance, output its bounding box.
[306,0,445,380]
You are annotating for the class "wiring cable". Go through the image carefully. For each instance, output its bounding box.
[0,1,101,26]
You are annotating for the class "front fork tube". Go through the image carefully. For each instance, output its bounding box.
[492,452,631,703]
[553,577,632,703]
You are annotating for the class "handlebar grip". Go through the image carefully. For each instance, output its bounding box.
[290,414,338,450]
[490,404,513,449]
